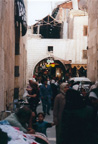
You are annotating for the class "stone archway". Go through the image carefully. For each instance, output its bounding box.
[33,57,66,82]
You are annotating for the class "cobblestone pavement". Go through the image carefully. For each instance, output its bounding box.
[37,103,56,144]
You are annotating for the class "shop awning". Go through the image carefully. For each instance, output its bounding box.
[71,64,87,70]
[49,54,71,64]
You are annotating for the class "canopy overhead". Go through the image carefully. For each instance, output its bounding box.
[33,15,62,38]
[49,54,71,64]
[33,15,61,27]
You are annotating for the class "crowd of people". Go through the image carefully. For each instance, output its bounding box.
[1,75,98,144]
[53,80,98,144]
[26,76,60,117]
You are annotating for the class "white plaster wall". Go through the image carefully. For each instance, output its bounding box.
[63,21,68,39]
[73,16,88,39]
[72,0,78,10]
[26,33,87,82]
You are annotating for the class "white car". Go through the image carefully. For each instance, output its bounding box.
[69,77,92,91]
[69,77,91,82]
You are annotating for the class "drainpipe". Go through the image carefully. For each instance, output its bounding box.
[72,0,78,10]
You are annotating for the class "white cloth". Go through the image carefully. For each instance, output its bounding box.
[89,92,98,99]
[23,89,29,102]
[90,85,96,90]
[0,125,39,144]
[23,89,29,98]
[72,84,79,90]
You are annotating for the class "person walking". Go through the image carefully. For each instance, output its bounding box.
[51,79,59,110]
[40,78,52,115]
[53,82,69,144]
[27,81,40,115]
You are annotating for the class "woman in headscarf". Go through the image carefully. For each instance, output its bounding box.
[53,82,69,144]
[61,89,95,144]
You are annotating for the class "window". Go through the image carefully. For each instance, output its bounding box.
[83,50,87,59]
[83,25,88,36]
[48,46,53,52]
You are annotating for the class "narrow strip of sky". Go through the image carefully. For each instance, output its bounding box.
[27,0,65,26]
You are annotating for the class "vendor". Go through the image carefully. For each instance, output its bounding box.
[4,106,35,134]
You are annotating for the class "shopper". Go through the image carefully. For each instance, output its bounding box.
[40,78,52,115]
[27,81,40,115]
[53,82,69,144]
[61,89,95,144]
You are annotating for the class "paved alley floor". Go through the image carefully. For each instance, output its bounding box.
[37,103,56,144]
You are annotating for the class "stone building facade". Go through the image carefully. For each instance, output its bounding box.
[0,0,15,112]
[26,1,88,82]
[0,0,27,113]
[87,0,98,82]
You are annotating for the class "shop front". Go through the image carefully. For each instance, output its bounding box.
[33,56,71,82]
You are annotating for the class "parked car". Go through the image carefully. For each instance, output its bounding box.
[69,77,92,92]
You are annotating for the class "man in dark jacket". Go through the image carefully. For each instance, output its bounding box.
[61,89,97,144]
[40,78,52,115]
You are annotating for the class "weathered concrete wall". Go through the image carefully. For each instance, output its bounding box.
[87,0,98,82]
[0,0,27,112]
[79,0,88,12]
[26,29,87,82]
[0,0,15,111]
[18,36,27,98]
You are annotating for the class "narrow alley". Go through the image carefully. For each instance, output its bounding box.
[0,0,98,144]
[37,104,56,144]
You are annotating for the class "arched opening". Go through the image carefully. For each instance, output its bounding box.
[33,57,66,82]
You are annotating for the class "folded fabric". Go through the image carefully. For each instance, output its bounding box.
[0,125,39,144]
